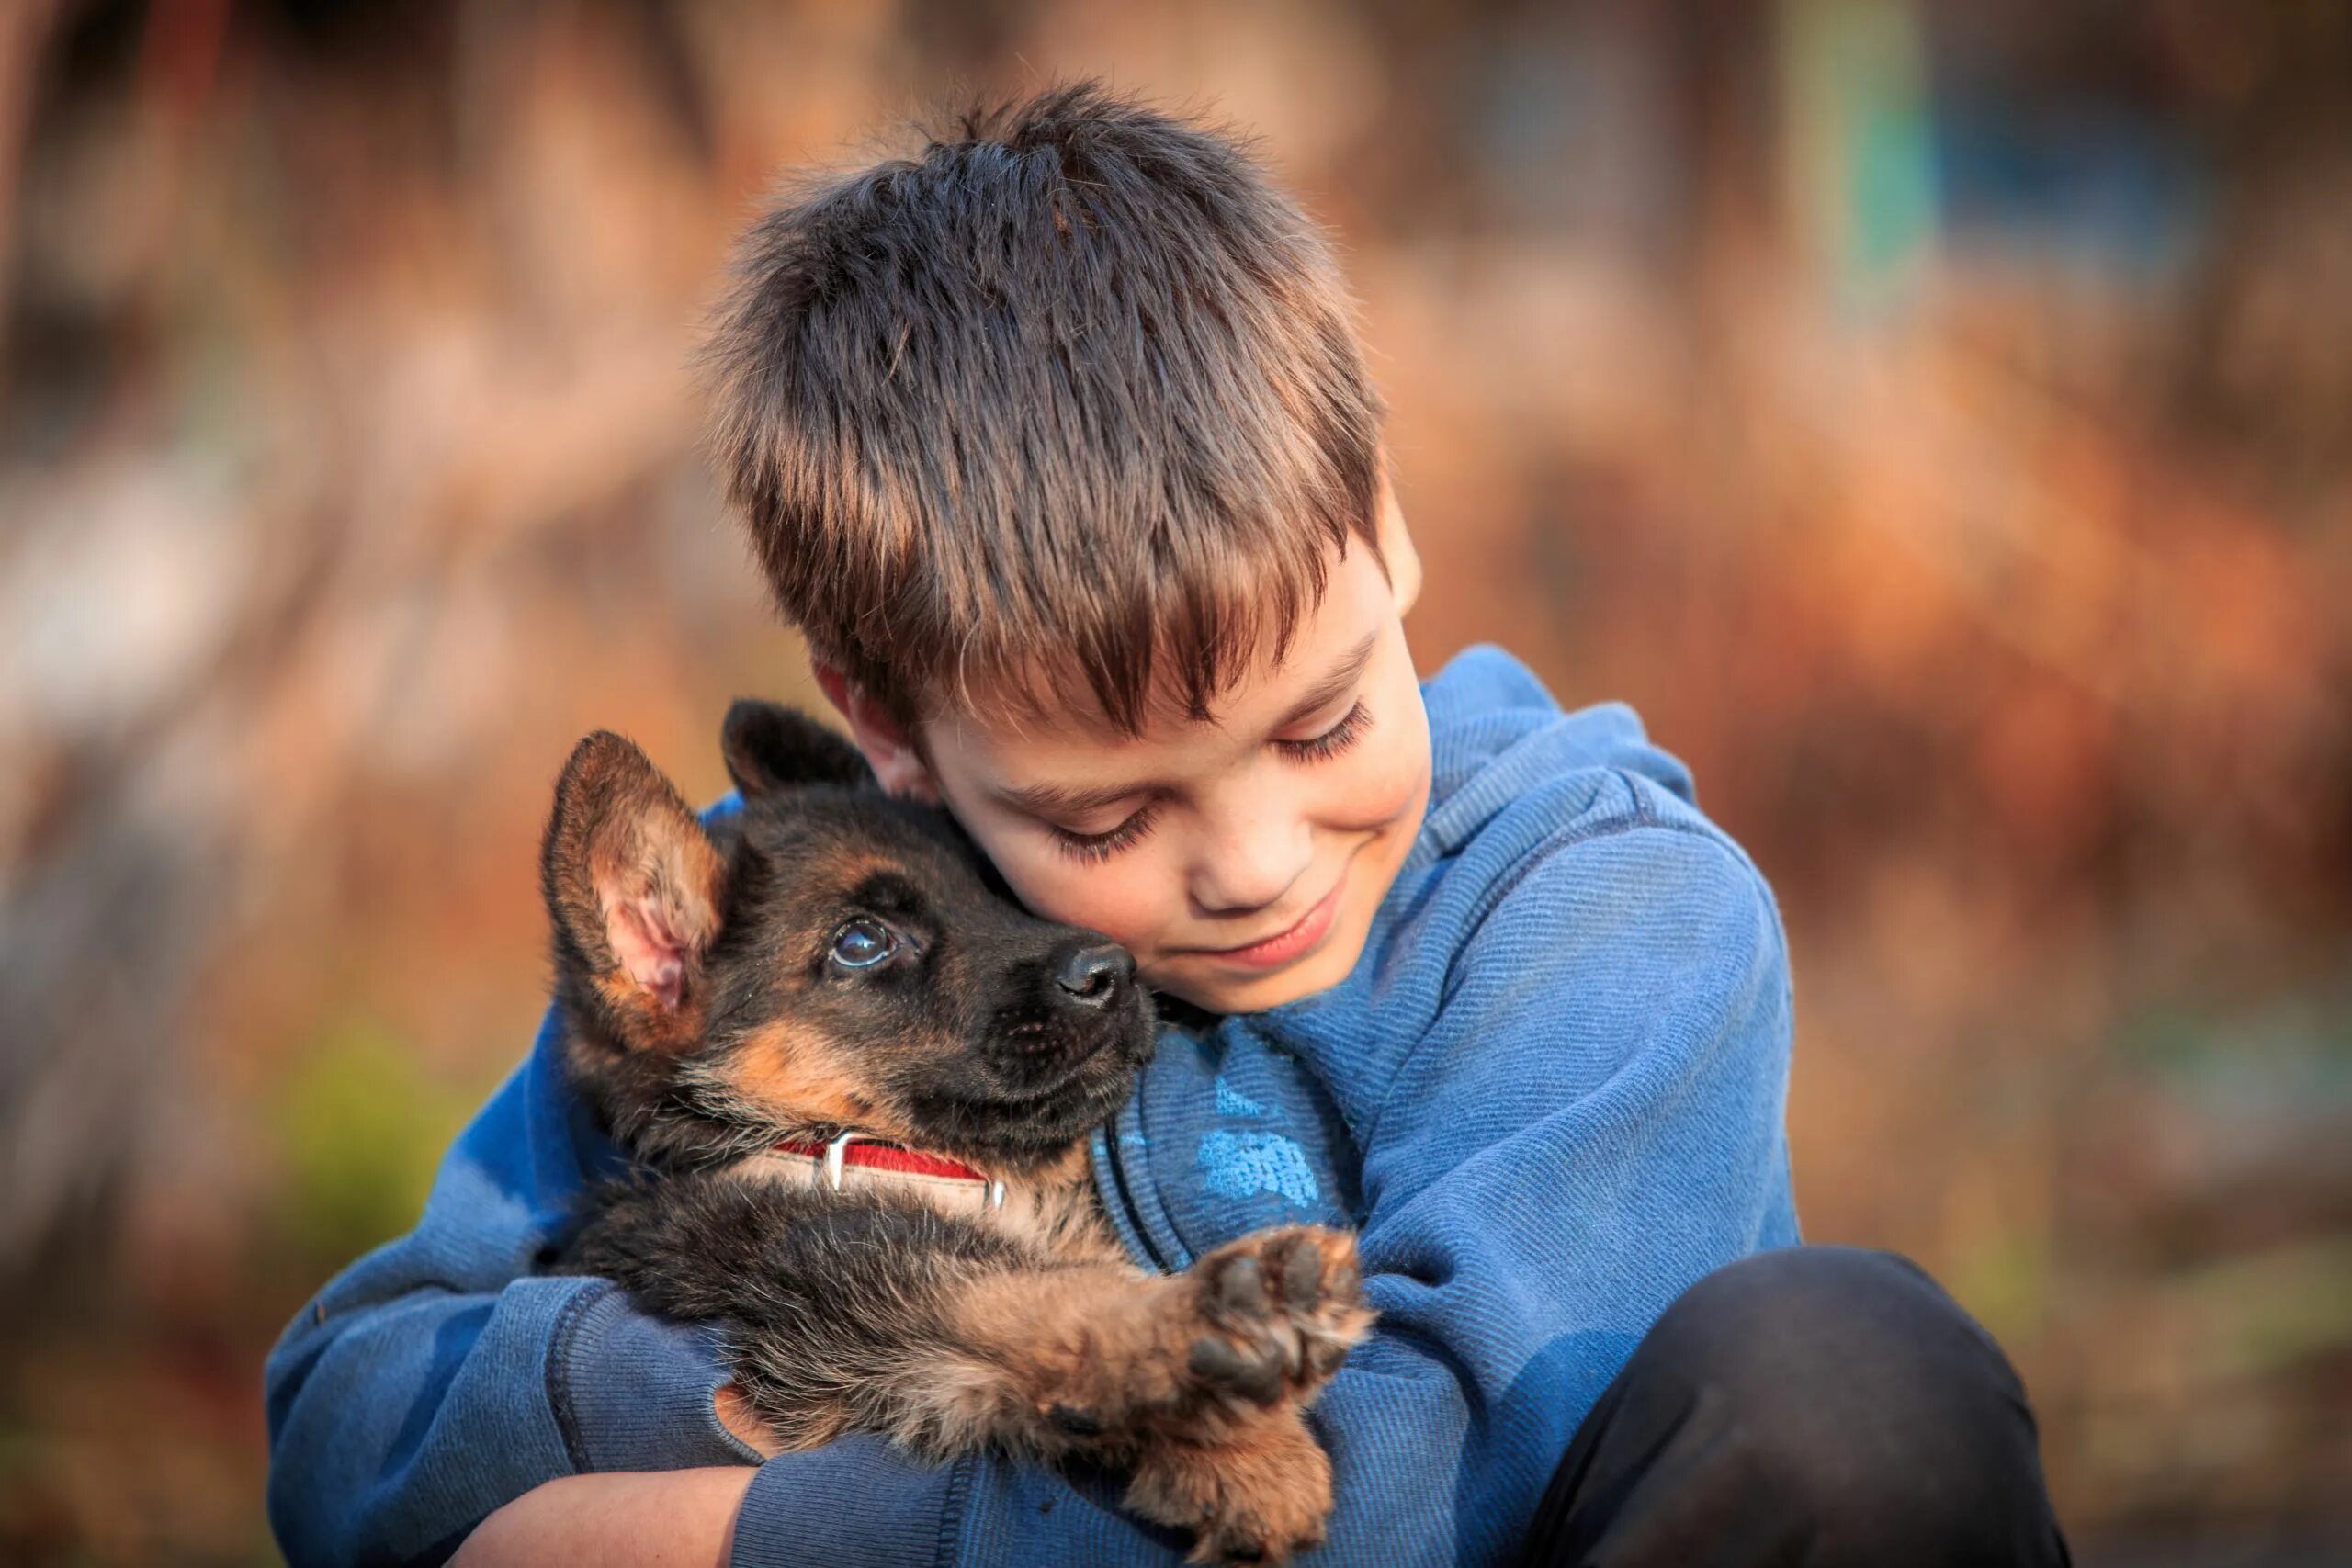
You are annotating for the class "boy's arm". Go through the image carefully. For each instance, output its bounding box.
[1292,819,1797,1562]
[263,1007,762,1568]
[705,818,1792,1566]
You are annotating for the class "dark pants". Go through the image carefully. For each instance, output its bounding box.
[1519,1247,2072,1567]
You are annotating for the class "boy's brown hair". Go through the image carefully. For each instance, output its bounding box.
[704,79,1386,735]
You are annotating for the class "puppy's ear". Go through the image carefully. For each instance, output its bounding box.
[542,732,725,1052]
[720,700,873,797]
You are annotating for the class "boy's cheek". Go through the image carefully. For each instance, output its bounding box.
[1345,739,1431,832]
[1332,695,1433,835]
[980,835,1172,958]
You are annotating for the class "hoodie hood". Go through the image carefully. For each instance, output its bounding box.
[1415,645,1697,861]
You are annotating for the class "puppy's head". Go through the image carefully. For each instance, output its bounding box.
[542,701,1156,1175]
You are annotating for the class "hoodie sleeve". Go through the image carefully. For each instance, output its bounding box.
[1304,817,1799,1564]
[265,801,1791,1568]
[263,1005,763,1568]
[717,815,1795,1568]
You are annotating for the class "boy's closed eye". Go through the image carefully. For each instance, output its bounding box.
[1041,696,1376,864]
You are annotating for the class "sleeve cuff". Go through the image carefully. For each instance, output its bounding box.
[550,1280,765,1472]
[729,1438,963,1568]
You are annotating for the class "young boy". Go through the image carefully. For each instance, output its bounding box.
[266,83,2068,1567]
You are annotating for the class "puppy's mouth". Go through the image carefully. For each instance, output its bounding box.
[895,1015,1156,1169]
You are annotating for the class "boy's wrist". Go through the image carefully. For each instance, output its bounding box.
[715,1382,782,1457]
[728,1438,964,1568]
[554,1280,767,1471]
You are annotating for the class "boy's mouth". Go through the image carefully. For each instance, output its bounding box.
[1186,874,1345,972]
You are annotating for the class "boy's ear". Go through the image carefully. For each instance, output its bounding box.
[810,665,941,804]
[542,732,726,1052]
[720,699,873,796]
[1375,467,1421,616]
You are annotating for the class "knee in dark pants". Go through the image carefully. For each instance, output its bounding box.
[1674,1249,2047,1531]
[1523,1247,2070,1567]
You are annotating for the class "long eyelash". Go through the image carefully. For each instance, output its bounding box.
[1046,703,1369,863]
[1051,802,1160,864]
[1278,700,1372,763]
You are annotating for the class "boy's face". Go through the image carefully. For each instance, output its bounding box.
[827,498,1430,1015]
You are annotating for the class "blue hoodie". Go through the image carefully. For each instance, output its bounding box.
[265,644,1798,1567]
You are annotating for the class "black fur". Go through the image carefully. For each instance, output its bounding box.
[561,1172,1036,1451]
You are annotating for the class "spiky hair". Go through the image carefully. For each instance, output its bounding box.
[704,79,1386,733]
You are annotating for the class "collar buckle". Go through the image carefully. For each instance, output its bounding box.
[820,1131,1005,1211]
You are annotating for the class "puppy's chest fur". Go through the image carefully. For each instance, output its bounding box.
[718,1141,1133,1269]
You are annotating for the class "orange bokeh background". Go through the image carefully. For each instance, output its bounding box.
[2,3,2346,1562]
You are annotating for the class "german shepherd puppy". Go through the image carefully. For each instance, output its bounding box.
[538,701,1371,1564]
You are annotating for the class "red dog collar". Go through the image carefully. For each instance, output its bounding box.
[772,1132,1007,1210]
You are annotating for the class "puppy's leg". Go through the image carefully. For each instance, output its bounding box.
[565,1182,1368,1561]
[560,1176,1298,1460]
[560,1174,1045,1452]
[946,1226,1371,1565]
[1125,1408,1336,1567]
[952,1224,1372,1448]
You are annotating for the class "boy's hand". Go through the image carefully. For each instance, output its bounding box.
[715,1382,783,1458]
[448,1468,756,1567]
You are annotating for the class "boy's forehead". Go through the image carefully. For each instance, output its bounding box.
[921,540,1395,776]
[923,656,1252,771]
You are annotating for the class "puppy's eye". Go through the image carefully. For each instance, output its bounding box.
[829,919,898,970]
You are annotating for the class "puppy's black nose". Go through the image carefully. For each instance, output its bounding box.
[1052,942,1134,1010]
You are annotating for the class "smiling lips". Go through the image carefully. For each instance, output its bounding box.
[1188,874,1345,971]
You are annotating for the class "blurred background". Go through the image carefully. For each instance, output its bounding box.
[2,0,2346,1562]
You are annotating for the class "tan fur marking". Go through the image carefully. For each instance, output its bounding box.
[952,1264,1192,1437]
[942,1224,1371,1452]
[1125,1411,1335,1564]
[721,1018,898,1134]
[875,1346,1026,1454]
[795,848,919,909]
[973,1176,1127,1261]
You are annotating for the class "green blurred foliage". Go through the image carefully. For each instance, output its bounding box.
[265,1019,476,1272]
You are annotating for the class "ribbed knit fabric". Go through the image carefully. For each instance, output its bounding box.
[263,644,1798,1568]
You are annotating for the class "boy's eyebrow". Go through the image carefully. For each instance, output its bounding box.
[995,632,1382,821]
[1272,631,1381,730]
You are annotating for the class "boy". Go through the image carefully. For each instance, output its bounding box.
[266,82,2068,1566]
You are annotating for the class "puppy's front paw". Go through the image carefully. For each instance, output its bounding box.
[1182,1226,1372,1414]
[1001,1229,1369,1457]
[1126,1412,1334,1566]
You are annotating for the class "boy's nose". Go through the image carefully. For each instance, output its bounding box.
[1188,808,1315,918]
